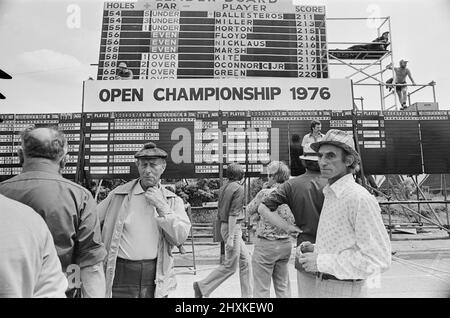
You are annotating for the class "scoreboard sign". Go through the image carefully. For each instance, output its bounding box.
[84,78,353,112]
[98,0,328,80]
[0,113,81,181]
[419,111,450,174]
[3,111,450,181]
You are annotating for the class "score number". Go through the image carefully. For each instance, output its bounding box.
[290,87,330,100]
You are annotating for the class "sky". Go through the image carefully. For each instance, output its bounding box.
[0,0,449,113]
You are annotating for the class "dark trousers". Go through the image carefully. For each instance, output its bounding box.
[112,257,157,298]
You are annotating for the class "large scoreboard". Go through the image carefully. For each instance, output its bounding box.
[2,111,450,181]
[98,0,328,80]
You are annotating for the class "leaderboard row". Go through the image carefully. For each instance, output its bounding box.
[1,111,450,180]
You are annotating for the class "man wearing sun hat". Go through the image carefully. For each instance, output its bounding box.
[115,62,133,80]
[98,142,191,298]
[297,129,391,298]
[258,151,328,297]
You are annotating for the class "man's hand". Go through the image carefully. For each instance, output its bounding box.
[298,252,318,273]
[300,241,314,253]
[286,224,302,237]
[144,187,170,216]
[225,236,234,251]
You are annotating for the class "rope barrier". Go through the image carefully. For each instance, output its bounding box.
[392,256,450,284]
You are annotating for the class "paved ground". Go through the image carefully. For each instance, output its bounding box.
[171,237,450,298]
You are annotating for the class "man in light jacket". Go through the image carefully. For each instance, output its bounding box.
[98,142,191,298]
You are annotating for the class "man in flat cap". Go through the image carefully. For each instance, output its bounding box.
[98,142,191,298]
[296,130,391,297]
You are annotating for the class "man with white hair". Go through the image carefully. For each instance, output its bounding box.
[98,142,191,298]
[0,126,107,298]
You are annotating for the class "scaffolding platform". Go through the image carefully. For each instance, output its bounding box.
[328,49,389,60]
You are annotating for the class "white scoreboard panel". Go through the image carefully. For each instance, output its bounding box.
[98,0,328,80]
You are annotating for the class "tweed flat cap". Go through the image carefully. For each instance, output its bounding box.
[134,142,168,159]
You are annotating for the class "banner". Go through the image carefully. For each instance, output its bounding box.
[84,78,353,112]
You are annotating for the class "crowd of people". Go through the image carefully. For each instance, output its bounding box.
[0,124,392,298]
[0,127,190,298]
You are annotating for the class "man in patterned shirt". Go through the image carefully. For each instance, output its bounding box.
[297,129,391,298]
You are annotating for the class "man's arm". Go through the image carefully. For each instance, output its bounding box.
[224,185,245,249]
[392,67,398,84]
[226,215,238,249]
[246,190,265,216]
[80,262,105,298]
[407,69,415,85]
[75,193,107,297]
[301,134,309,148]
[124,70,133,80]
[145,188,191,246]
[34,224,68,298]
[258,203,301,235]
[259,183,300,234]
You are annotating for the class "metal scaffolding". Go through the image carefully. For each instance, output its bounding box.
[326,16,449,240]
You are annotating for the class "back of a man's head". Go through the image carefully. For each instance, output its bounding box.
[21,127,67,162]
[226,163,245,181]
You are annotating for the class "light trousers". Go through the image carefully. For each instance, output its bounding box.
[297,269,317,298]
[315,278,367,298]
[197,222,253,297]
[252,237,292,298]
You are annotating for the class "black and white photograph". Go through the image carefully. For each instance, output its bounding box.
[0,0,449,304]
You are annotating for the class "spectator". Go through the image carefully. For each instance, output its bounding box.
[193,163,253,298]
[298,129,391,298]
[393,60,416,110]
[98,142,191,298]
[0,127,106,298]
[386,60,416,110]
[289,134,305,177]
[115,62,133,80]
[302,120,324,153]
[247,161,295,298]
[347,31,390,51]
[0,194,68,298]
[258,152,327,298]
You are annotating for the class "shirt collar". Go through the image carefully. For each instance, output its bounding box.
[21,158,60,175]
[133,181,146,195]
[323,173,355,198]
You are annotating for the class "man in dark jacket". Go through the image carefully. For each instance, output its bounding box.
[0,127,106,298]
